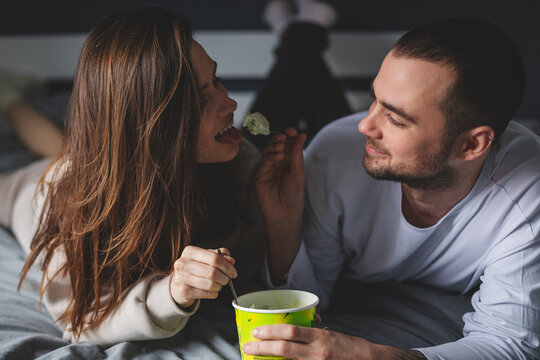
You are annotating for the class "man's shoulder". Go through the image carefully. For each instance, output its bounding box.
[489,121,540,183]
[305,111,367,165]
[484,122,540,232]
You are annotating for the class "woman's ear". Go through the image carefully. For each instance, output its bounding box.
[455,126,495,161]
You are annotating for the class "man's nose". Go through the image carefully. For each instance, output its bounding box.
[358,104,382,139]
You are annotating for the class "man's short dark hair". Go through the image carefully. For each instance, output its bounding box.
[393,17,526,142]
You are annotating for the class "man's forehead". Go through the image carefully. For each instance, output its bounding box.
[376,53,455,106]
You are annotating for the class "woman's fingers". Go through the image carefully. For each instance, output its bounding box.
[214,247,236,266]
[170,246,238,306]
[179,259,230,287]
[181,246,237,279]
[170,278,220,303]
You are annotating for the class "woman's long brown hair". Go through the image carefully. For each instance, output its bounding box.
[18,7,205,338]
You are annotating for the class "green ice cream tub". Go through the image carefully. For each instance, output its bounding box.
[233,289,319,360]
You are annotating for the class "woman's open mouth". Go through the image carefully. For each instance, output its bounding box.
[215,123,243,143]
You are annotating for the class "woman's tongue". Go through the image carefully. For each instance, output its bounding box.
[216,126,243,144]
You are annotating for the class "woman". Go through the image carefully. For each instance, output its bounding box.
[0,6,304,344]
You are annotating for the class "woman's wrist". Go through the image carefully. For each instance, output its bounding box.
[175,299,197,312]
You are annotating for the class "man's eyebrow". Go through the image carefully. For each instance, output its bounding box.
[370,81,376,99]
[199,61,217,91]
[370,81,418,124]
[380,101,418,124]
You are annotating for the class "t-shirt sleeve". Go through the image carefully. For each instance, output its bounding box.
[417,225,540,359]
[285,162,347,312]
[417,128,540,360]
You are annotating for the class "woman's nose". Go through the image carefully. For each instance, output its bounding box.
[217,93,237,116]
[228,96,238,112]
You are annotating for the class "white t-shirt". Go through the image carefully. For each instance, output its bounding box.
[287,113,540,359]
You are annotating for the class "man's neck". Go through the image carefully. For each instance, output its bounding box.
[400,156,488,228]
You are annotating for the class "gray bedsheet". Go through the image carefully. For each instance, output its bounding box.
[0,221,474,359]
[0,226,244,360]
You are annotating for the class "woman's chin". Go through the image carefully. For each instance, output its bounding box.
[197,142,240,163]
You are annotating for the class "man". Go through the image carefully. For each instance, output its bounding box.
[253,17,539,359]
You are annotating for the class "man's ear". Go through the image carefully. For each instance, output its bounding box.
[455,126,495,161]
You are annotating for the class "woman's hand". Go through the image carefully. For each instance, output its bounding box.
[256,127,307,284]
[170,246,237,309]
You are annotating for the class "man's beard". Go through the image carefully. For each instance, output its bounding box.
[363,139,457,191]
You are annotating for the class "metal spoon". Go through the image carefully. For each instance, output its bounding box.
[217,249,239,304]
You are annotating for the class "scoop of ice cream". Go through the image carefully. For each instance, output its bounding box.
[242,112,270,136]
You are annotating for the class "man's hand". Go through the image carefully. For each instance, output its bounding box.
[256,127,307,284]
[256,127,306,225]
[242,324,427,360]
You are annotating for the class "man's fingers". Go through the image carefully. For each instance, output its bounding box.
[283,127,299,137]
[267,133,287,145]
[258,151,286,177]
[262,141,286,155]
[252,324,317,343]
[290,133,306,174]
[243,339,310,359]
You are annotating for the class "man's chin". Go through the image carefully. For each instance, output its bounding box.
[364,165,457,191]
[362,156,393,180]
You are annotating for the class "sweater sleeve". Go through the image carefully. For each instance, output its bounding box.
[42,250,199,344]
[7,160,200,344]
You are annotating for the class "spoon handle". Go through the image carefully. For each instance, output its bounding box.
[217,249,239,304]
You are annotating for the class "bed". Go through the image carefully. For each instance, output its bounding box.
[0,93,475,359]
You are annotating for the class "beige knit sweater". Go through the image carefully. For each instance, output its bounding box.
[0,140,266,344]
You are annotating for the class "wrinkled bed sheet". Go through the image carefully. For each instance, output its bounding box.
[0,222,474,359]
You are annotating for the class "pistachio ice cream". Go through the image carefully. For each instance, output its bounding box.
[242,112,270,136]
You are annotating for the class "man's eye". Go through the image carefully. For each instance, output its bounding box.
[387,114,404,127]
[213,77,222,86]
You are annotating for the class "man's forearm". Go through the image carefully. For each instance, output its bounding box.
[388,347,427,360]
[371,343,427,360]
[395,350,427,360]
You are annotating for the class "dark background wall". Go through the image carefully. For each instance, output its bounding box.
[1,0,538,117]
